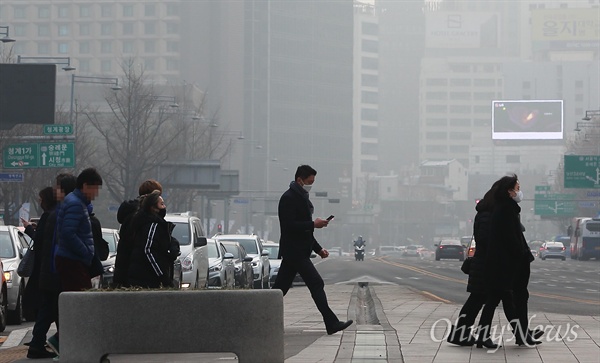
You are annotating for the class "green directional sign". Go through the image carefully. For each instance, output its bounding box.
[534,185,576,216]
[43,124,73,135]
[3,142,75,169]
[564,155,600,189]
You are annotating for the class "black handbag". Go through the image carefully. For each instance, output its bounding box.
[89,254,104,278]
[17,245,35,277]
[460,235,474,275]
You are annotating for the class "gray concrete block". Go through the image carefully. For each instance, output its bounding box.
[59,290,284,363]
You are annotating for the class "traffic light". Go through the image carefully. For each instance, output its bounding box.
[217,223,222,233]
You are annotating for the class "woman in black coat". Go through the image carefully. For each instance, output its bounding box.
[127,190,177,288]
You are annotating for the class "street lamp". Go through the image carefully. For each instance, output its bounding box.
[69,75,121,124]
[0,25,16,43]
[149,95,179,108]
[17,55,76,71]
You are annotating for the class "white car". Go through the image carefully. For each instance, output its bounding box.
[0,225,30,324]
[262,241,281,287]
[214,234,270,289]
[207,238,235,288]
[165,213,209,289]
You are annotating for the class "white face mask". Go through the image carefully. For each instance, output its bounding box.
[512,190,523,203]
[302,184,312,193]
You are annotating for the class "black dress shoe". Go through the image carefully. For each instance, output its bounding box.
[27,346,58,359]
[531,328,544,340]
[516,335,542,347]
[327,320,353,335]
[448,335,476,346]
[476,338,500,349]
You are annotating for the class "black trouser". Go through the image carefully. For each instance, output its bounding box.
[477,290,519,340]
[453,292,486,339]
[30,290,60,349]
[513,260,532,341]
[272,257,339,328]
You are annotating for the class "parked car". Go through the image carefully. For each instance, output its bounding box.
[0,259,7,332]
[214,234,270,289]
[98,228,119,289]
[165,213,208,289]
[403,245,424,257]
[0,225,31,324]
[220,241,254,288]
[206,239,235,288]
[539,241,566,261]
[379,245,404,257]
[434,239,465,261]
[262,241,281,287]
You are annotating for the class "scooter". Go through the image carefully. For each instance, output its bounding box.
[355,245,365,261]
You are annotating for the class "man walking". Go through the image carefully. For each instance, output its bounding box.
[272,165,352,335]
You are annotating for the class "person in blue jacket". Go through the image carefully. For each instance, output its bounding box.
[55,168,103,292]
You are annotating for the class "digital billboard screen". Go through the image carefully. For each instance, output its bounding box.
[492,100,563,140]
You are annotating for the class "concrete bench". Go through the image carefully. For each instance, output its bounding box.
[59,289,284,363]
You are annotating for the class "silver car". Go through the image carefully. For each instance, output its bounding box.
[207,239,235,289]
[165,213,209,289]
[99,228,119,289]
[214,234,270,289]
[540,241,566,261]
[0,225,30,325]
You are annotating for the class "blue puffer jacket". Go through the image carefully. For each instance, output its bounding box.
[56,189,95,266]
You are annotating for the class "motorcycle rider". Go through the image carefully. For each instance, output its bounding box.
[354,236,366,261]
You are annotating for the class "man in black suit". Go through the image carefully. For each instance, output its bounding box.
[272,165,353,335]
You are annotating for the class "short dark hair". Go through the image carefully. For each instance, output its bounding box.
[56,173,76,195]
[493,174,518,202]
[295,165,317,180]
[76,168,103,189]
[138,179,163,196]
[39,187,57,212]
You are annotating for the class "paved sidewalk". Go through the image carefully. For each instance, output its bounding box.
[1,284,599,362]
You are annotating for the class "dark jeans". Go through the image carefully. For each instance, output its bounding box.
[30,290,60,349]
[272,257,339,328]
[55,255,92,292]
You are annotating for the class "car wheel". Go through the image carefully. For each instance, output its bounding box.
[0,286,7,332]
[435,256,440,261]
[7,284,23,325]
[562,257,566,261]
[194,271,200,289]
[541,256,545,260]
[262,275,269,289]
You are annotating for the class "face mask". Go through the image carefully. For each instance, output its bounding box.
[158,208,167,218]
[302,184,312,193]
[512,190,523,203]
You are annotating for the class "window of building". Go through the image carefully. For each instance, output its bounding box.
[167,41,179,52]
[506,155,520,163]
[38,24,50,36]
[575,80,583,88]
[58,6,69,18]
[101,4,112,17]
[426,105,448,113]
[450,92,470,100]
[426,78,447,86]
[14,6,26,19]
[167,3,179,16]
[14,25,27,36]
[575,94,584,101]
[166,58,179,71]
[450,78,471,86]
[38,43,50,54]
[426,145,447,153]
[123,4,134,17]
[361,160,378,173]
[38,6,50,19]
[58,43,69,54]
[101,60,112,72]
[123,41,134,53]
[58,25,69,36]
[473,105,489,114]
[362,57,378,70]
[144,40,155,53]
[473,118,489,127]
[361,142,378,156]
[145,4,156,16]
[144,22,156,35]
[166,22,179,34]
[426,91,447,100]
[362,22,378,35]
[80,5,91,17]
[361,39,378,53]
[474,79,495,87]
[144,58,155,71]
[473,92,495,100]
[449,145,469,153]
[361,74,378,87]
[361,125,378,138]
[79,60,90,72]
[450,64,470,73]
[79,41,90,54]
[80,23,90,36]
[475,155,480,163]
[361,91,378,104]
[450,105,471,113]
[123,23,134,35]
[523,81,531,89]
[426,118,447,126]
[361,108,378,121]
[426,131,447,140]
[101,41,112,53]
[449,131,471,140]
[449,119,470,127]
[101,23,112,36]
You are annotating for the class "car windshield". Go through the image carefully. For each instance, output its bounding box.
[207,241,220,258]
[264,245,279,259]
[441,240,461,245]
[222,244,240,258]
[102,232,118,253]
[171,222,191,245]
[220,238,258,254]
[0,231,16,258]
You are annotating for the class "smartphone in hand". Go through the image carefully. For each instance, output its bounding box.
[326,215,335,221]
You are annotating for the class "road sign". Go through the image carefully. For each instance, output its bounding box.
[43,124,73,135]
[0,172,24,182]
[564,155,600,189]
[3,142,75,169]
[534,186,576,216]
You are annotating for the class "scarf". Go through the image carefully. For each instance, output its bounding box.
[289,181,314,215]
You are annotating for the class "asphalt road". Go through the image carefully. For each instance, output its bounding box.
[316,254,600,316]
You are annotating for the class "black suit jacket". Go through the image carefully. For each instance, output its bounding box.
[278,184,323,260]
